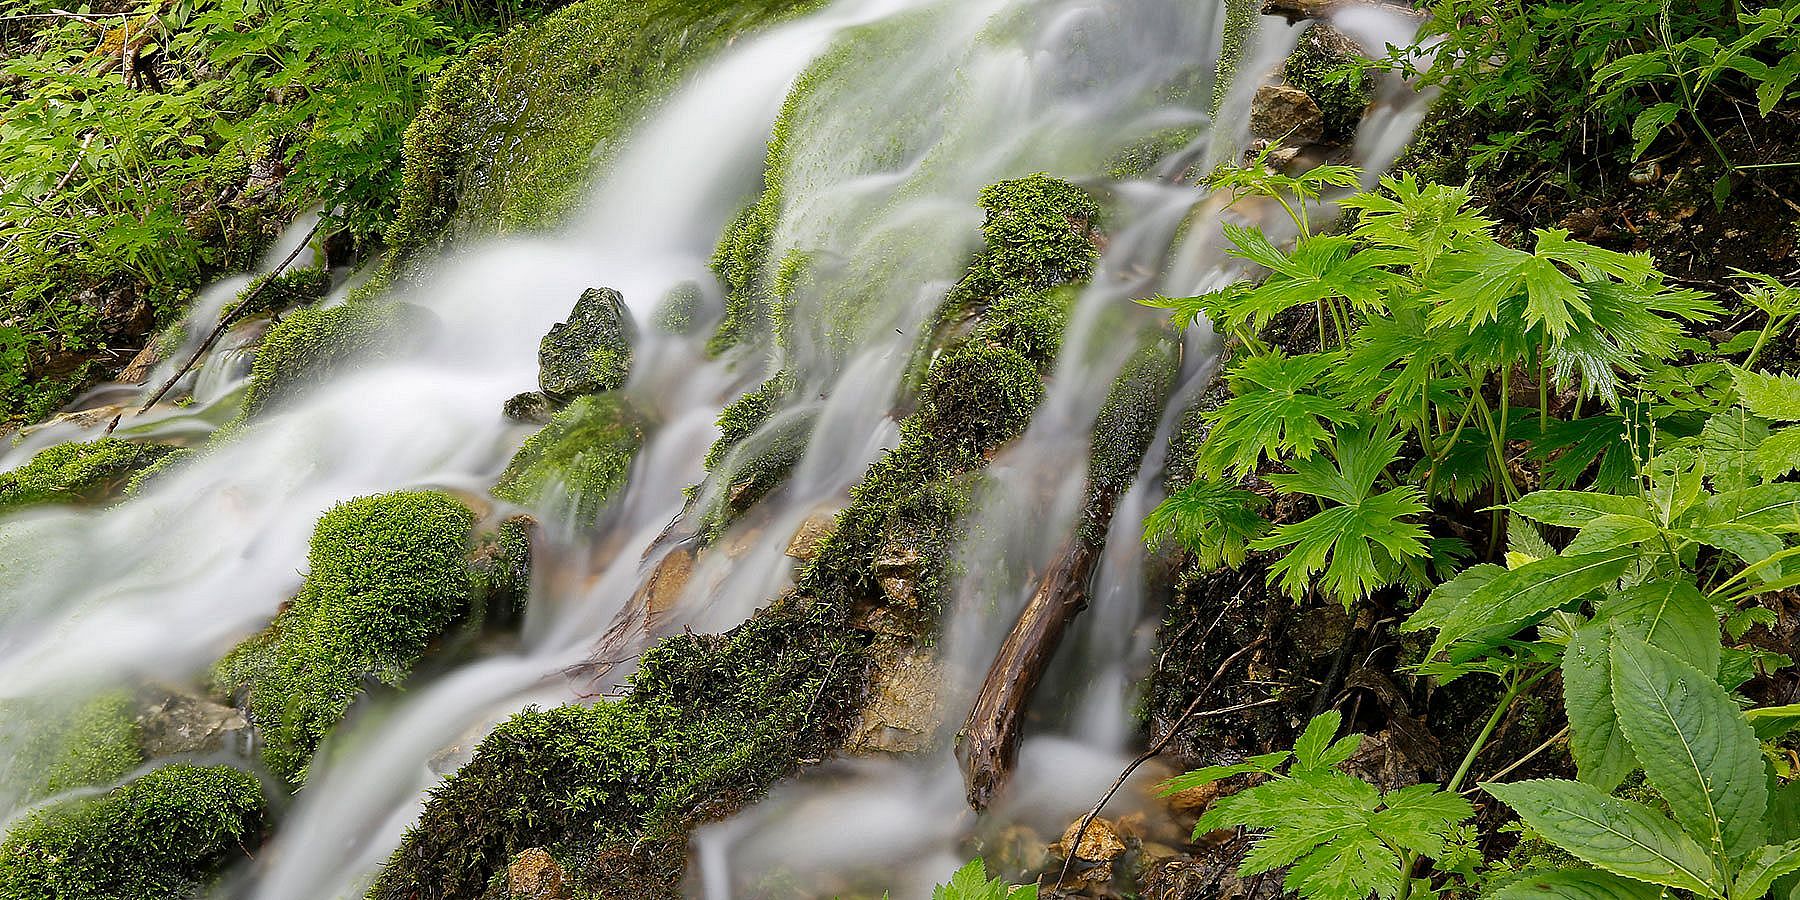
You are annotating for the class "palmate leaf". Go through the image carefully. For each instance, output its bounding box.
[1253,425,1429,605]
[1342,174,1496,277]
[1492,869,1667,900]
[1200,352,1353,476]
[1143,478,1268,569]
[1483,779,1723,896]
[933,859,1036,900]
[1367,783,1476,857]
[1428,238,1590,339]
[1215,226,1409,331]
[1611,635,1767,858]
[1553,280,1722,402]
[1405,547,1634,659]
[1525,413,1640,492]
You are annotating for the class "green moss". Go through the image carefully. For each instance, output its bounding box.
[221,267,333,322]
[954,174,1102,307]
[702,371,797,472]
[0,692,142,803]
[123,447,195,496]
[215,490,476,784]
[372,602,860,900]
[0,439,179,513]
[492,394,644,525]
[1284,26,1374,143]
[236,301,424,421]
[1081,333,1180,542]
[969,285,1080,374]
[539,287,636,399]
[652,281,705,336]
[470,514,535,626]
[1214,0,1258,112]
[383,0,825,268]
[0,763,264,900]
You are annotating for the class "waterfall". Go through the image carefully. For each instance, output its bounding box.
[0,0,1431,896]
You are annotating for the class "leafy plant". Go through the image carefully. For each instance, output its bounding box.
[932,859,1037,900]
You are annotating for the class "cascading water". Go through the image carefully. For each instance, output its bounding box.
[0,0,1430,897]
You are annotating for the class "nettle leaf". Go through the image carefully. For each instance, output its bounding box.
[1492,869,1667,900]
[1564,622,1637,792]
[1611,635,1767,858]
[1201,352,1352,476]
[1707,483,1800,531]
[1736,368,1800,421]
[1701,409,1773,494]
[1484,779,1723,896]
[1729,839,1800,900]
[1405,548,1634,658]
[1759,427,1800,481]
[1254,426,1430,604]
[1510,490,1655,529]
[1596,580,1721,676]
[1144,478,1269,569]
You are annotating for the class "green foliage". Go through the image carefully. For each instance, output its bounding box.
[492,393,643,525]
[1165,711,1474,900]
[215,490,475,783]
[0,763,264,900]
[0,438,179,514]
[0,692,142,803]
[932,859,1037,900]
[221,268,332,321]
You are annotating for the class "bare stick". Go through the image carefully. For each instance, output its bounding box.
[106,218,323,434]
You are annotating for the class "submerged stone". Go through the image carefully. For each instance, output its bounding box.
[0,763,264,900]
[504,391,556,424]
[539,287,636,400]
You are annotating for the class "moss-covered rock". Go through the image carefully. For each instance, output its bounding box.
[1284,24,1373,144]
[954,174,1102,306]
[215,490,476,784]
[237,301,426,420]
[220,267,333,322]
[0,763,264,900]
[123,447,195,496]
[538,287,635,400]
[0,692,142,805]
[471,514,536,627]
[383,0,825,267]
[493,393,644,525]
[969,285,1080,375]
[652,281,705,336]
[0,439,180,513]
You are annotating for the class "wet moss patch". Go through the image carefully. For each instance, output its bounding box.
[236,301,428,421]
[0,439,180,513]
[215,490,476,784]
[0,763,264,900]
[0,692,142,804]
[492,393,644,526]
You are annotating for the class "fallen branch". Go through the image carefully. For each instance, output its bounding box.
[106,217,323,435]
[1054,634,1271,892]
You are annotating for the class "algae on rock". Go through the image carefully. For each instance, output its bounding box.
[538,287,636,401]
[235,300,429,421]
[0,763,264,900]
[215,490,477,784]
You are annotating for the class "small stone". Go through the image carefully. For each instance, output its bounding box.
[539,287,636,400]
[641,546,695,626]
[878,574,918,608]
[1164,782,1221,818]
[1249,84,1324,145]
[1059,817,1128,863]
[874,543,923,572]
[844,642,943,754]
[506,848,571,900]
[784,511,838,561]
[503,391,554,424]
[136,691,249,757]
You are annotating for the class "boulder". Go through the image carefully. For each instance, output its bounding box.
[1249,84,1324,145]
[539,287,636,400]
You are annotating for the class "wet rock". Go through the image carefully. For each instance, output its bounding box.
[504,391,554,424]
[1164,781,1221,819]
[784,510,839,561]
[1249,84,1324,145]
[118,333,170,385]
[641,545,695,625]
[844,641,943,754]
[135,691,249,757]
[1058,817,1128,864]
[506,848,572,900]
[873,541,924,607]
[539,286,636,400]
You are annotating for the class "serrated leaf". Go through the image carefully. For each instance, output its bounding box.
[1282,830,1401,900]
[1510,519,1560,562]
[1484,779,1722,896]
[1596,579,1721,676]
[1678,524,1786,584]
[1511,491,1655,528]
[1747,704,1800,741]
[1565,622,1637,792]
[1160,752,1289,795]
[1564,514,1661,556]
[1405,549,1634,657]
[1611,635,1768,857]
[1759,428,1800,481]
[1707,484,1800,530]
[1492,869,1667,900]
[1292,711,1346,772]
[1731,839,1800,900]
[1368,783,1474,857]
[1631,102,1681,158]
[1737,369,1800,421]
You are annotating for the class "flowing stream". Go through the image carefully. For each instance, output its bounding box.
[0,0,1430,896]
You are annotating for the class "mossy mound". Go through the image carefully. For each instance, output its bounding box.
[123,447,195,496]
[237,301,427,420]
[539,287,636,400]
[384,0,825,266]
[969,285,1080,375]
[0,763,264,900]
[215,490,476,784]
[1284,24,1373,144]
[954,174,1102,305]
[372,603,860,900]
[492,394,644,525]
[220,267,333,322]
[0,692,142,804]
[0,439,180,513]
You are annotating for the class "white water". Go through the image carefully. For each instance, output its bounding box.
[0,0,1429,896]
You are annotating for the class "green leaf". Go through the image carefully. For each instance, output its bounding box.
[1611,635,1768,857]
[932,859,1035,900]
[1731,839,1800,900]
[1564,622,1636,792]
[1405,549,1634,658]
[1564,514,1661,556]
[1160,751,1291,794]
[1144,478,1268,569]
[1596,580,1721,676]
[1484,779,1723,896]
[1281,830,1401,900]
[1511,491,1655,529]
[1201,352,1353,475]
[1746,704,1800,741]
[1706,484,1800,530]
[1759,428,1800,481]
[1737,369,1800,421]
[1292,711,1359,773]
[1631,102,1681,158]
[1368,783,1475,857]
[1492,869,1667,900]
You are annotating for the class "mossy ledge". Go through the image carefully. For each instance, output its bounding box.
[0,439,180,514]
[493,393,645,526]
[0,692,142,805]
[232,300,431,424]
[371,176,1103,899]
[0,763,264,900]
[215,490,477,784]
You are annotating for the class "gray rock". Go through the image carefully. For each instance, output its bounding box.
[1249,84,1325,145]
[538,287,636,400]
[136,691,249,757]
